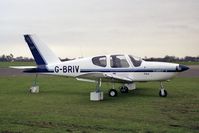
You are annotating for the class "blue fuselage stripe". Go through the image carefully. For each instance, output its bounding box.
[24,68,178,73]
[80,69,177,73]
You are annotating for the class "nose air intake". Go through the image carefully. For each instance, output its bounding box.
[176,65,189,72]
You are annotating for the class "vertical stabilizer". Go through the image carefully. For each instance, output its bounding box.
[24,34,61,65]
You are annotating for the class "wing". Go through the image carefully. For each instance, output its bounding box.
[76,72,133,83]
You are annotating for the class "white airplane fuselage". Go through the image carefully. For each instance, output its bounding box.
[37,55,183,82]
[12,34,189,97]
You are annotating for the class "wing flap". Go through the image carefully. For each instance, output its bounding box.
[76,73,133,83]
[104,73,133,82]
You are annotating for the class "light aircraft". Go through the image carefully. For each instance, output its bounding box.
[11,34,189,97]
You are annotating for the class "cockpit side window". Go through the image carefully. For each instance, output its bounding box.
[129,55,142,67]
[92,56,107,67]
[110,55,129,68]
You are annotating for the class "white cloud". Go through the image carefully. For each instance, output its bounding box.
[0,0,199,58]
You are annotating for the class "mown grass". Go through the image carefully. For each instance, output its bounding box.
[0,76,198,133]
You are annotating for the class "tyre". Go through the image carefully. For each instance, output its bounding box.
[120,86,129,93]
[109,89,118,97]
[159,89,167,97]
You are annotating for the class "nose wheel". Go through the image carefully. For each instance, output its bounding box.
[159,82,168,97]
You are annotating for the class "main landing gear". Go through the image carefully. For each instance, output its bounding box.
[109,89,118,97]
[120,86,129,93]
[108,82,118,97]
[159,82,167,97]
[108,80,137,97]
[108,82,130,97]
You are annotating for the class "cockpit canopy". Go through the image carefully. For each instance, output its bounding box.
[110,55,129,68]
[92,56,107,67]
[128,55,142,67]
[92,54,142,68]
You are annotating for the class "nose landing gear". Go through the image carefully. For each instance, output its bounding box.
[159,82,167,97]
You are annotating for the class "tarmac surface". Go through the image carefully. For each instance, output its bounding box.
[0,65,198,77]
[177,65,199,77]
[0,68,33,76]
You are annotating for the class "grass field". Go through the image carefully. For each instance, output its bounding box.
[0,75,198,133]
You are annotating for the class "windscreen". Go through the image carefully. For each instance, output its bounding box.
[129,55,142,67]
[110,55,129,68]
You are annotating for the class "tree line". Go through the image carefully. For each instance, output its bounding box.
[0,54,72,62]
[0,54,199,62]
[0,54,34,62]
[144,55,199,62]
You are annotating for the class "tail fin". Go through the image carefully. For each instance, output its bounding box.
[24,34,61,65]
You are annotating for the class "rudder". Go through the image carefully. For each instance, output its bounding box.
[24,34,61,65]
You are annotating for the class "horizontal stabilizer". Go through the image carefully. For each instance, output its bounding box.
[10,66,53,73]
[9,66,37,69]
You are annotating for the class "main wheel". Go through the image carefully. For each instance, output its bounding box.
[109,89,118,97]
[120,86,129,93]
[159,89,167,97]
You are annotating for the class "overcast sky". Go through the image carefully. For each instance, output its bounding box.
[0,0,199,58]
